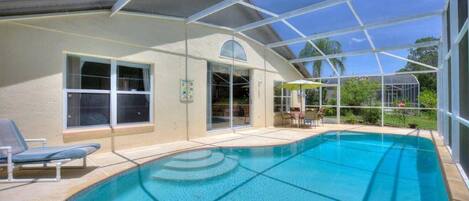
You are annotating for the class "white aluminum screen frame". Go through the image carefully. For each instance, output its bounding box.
[202,0,441,125]
[437,0,469,187]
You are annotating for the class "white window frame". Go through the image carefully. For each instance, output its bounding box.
[63,54,153,129]
[273,81,291,113]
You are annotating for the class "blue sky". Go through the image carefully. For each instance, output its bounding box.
[248,0,444,76]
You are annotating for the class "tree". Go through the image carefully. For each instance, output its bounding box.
[305,89,320,106]
[299,38,346,77]
[398,37,438,92]
[341,78,380,106]
[419,90,437,108]
[341,77,381,124]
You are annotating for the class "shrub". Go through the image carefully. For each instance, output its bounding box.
[419,90,437,115]
[345,112,357,124]
[324,107,336,116]
[326,99,336,106]
[363,109,380,124]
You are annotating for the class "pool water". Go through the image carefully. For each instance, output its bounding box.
[70,132,449,201]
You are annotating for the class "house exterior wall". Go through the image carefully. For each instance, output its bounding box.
[0,12,301,152]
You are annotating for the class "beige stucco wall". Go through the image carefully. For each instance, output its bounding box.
[0,12,301,152]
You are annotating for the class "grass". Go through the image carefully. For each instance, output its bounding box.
[339,111,437,130]
[340,115,380,126]
[383,112,436,130]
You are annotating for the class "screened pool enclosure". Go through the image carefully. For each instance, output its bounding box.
[1,0,442,125]
[123,0,442,128]
[1,0,468,185]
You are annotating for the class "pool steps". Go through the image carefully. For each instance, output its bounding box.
[164,152,225,170]
[152,150,239,181]
[172,150,213,161]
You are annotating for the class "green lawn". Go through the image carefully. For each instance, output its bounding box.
[383,113,436,130]
[340,115,380,126]
[339,112,437,130]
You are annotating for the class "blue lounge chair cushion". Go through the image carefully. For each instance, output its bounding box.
[0,143,100,163]
[0,119,101,164]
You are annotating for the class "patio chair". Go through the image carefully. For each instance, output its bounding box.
[317,108,325,126]
[280,112,294,127]
[304,110,319,128]
[0,119,101,182]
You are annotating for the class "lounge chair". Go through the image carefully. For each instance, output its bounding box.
[0,119,100,182]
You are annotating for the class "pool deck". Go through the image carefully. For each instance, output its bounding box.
[1,124,468,201]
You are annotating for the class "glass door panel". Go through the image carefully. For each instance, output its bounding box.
[232,67,250,127]
[207,63,231,130]
[207,63,251,130]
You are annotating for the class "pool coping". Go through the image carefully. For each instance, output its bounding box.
[66,128,469,201]
[430,134,469,201]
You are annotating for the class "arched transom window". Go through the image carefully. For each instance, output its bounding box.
[220,40,247,61]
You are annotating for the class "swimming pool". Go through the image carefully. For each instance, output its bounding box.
[70,131,449,201]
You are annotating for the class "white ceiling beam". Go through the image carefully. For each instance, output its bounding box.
[238,1,340,76]
[374,53,384,73]
[291,49,370,63]
[306,70,437,80]
[455,19,468,44]
[236,2,311,77]
[268,26,360,48]
[186,0,241,23]
[110,0,132,17]
[234,0,347,33]
[289,41,440,63]
[267,11,442,48]
[366,10,443,30]
[0,10,108,22]
[346,1,383,74]
[379,52,439,70]
[237,1,277,17]
[283,21,340,75]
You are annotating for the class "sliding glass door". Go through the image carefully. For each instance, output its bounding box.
[232,67,250,127]
[207,63,231,130]
[207,62,250,130]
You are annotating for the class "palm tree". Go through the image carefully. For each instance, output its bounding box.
[298,38,345,77]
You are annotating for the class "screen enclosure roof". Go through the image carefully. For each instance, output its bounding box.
[0,0,445,78]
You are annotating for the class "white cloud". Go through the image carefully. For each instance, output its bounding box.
[351,37,366,42]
